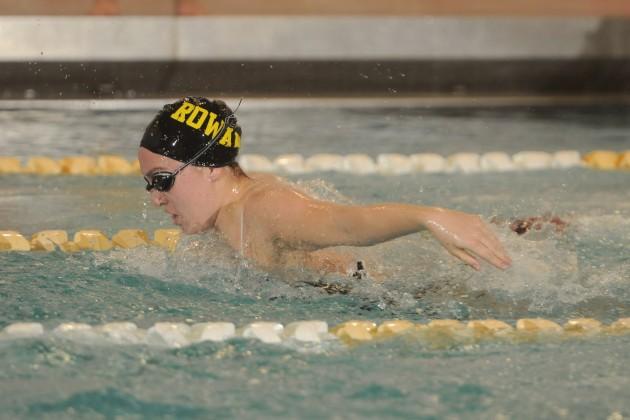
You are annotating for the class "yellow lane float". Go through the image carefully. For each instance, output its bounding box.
[607,318,630,334]
[112,229,149,248]
[130,159,141,174]
[30,230,69,251]
[97,155,136,175]
[467,319,513,339]
[375,320,416,338]
[516,318,563,333]
[564,318,602,336]
[153,229,181,251]
[1,229,182,252]
[25,157,62,175]
[331,320,377,344]
[0,231,31,251]
[0,157,22,174]
[59,156,98,175]
[73,230,113,251]
[582,150,619,170]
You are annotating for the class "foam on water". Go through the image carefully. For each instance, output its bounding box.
[79,209,629,325]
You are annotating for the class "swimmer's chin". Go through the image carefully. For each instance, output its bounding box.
[172,214,217,234]
[176,220,210,235]
[177,224,198,234]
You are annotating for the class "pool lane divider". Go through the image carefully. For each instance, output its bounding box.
[1,318,629,349]
[0,150,628,176]
[0,229,181,252]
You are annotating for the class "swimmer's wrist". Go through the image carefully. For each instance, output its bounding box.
[417,206,443,231]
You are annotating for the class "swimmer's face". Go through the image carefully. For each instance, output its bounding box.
[138,147,218,234]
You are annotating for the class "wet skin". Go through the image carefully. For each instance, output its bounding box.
[139,148,513,275]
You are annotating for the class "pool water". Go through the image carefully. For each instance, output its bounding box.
[1,103,629,419]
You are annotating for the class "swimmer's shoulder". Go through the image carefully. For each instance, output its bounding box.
[242,174,311,215]
[247,171,281,183]
[245,173,296,198]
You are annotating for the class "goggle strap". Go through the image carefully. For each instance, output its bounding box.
[172,109,236,176]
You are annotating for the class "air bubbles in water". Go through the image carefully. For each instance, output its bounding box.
[141,200,148,220]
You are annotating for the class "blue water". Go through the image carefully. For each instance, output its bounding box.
[0,104,629,419]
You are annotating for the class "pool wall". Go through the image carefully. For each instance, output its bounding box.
[0,1,629,98]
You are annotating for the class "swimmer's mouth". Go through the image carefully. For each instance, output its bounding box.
[168,213,180,225]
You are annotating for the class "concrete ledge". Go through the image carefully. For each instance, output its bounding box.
[0,0,629,16]
[2,17,630,61]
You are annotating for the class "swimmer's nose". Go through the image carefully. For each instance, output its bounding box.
[149,190,167,207]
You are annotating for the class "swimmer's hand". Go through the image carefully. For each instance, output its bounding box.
[421,207,512,271]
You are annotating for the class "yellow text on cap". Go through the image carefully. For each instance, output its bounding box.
[170,101,238,148]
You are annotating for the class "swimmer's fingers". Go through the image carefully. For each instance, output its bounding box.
[474,238,511,270]
[474,215,511,262]
[446,246,481,271]
[462,217,512,269]
[479,225,512,266]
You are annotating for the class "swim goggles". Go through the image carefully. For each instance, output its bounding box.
[144,112,237,193]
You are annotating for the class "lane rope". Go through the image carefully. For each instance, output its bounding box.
[0,150,628,176]
[0,229,180,252]
[1,318,628,348]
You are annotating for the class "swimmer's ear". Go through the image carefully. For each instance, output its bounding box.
[206,167,225,182]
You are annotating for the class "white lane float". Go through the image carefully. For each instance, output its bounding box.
[238,154,275,172]
[305,154,345,172]
[239,322,284,344]
[282,321,330,343]
[512,151,553,170]
[342,154,378,175]
[552,150,583,168]
[377,154,413,175]
[97,322,146,344]
[446,153,481,173]
[147,322,191,348]
[274,154,308,174]
[480,152,515,172]
[189,322,236,343]
[409,153,447,173]
[2,322,44,339]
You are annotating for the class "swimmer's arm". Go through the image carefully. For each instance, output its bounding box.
[261,193,511,271]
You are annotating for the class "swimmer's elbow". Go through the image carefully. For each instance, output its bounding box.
[327,207,378,247]
[285,201,376,249]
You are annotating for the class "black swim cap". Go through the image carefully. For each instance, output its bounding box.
[140,97,241,167]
